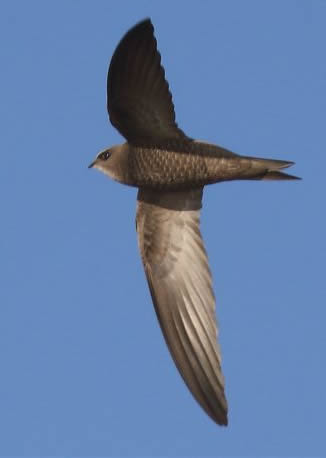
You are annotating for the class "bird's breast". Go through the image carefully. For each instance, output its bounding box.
[129,146,208,189]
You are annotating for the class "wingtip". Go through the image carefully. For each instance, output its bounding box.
[117,18,154,44]
[208,407,228,427]
[214,414,228,427]
[134,17,153,30]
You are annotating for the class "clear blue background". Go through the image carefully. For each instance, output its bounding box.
[1,0,325,455]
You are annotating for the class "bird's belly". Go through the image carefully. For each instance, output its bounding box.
[129,147,250,189]
[129,147,206,189]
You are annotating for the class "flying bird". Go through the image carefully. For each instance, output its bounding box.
[89,18,299,426]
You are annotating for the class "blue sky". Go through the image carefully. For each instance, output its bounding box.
[1,0,325,455]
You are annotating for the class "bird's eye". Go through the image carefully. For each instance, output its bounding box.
[99,151,111,161]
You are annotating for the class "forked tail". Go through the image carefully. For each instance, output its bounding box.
[243,157,301,180]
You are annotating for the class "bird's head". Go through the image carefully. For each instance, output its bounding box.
[88,143,131,184]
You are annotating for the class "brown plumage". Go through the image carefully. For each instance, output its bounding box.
[89,18,300,426]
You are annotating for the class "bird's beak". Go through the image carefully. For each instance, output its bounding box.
[88,160,96,169]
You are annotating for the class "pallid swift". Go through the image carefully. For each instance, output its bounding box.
[89,19,299,425]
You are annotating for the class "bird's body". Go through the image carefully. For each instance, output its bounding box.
[96,140,297,189]
[89,18,299,426]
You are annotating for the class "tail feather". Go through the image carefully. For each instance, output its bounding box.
[262,170,301,180]
[242,156,301,181]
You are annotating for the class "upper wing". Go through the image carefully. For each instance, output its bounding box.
[136,188,228,425]
[107,19,188,144]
